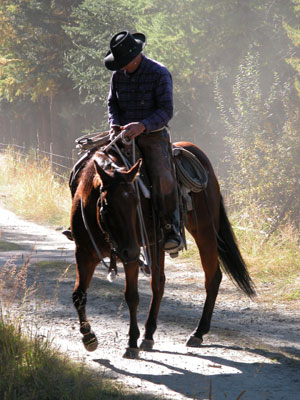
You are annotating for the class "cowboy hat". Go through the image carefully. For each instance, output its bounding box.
[104,31,146,71]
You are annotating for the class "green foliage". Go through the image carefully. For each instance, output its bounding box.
[64,0,138,104]
[0,0,299,183]
[215,51,300,226]
[0,0,78,101]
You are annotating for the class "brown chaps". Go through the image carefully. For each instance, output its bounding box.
[136,129,178,227]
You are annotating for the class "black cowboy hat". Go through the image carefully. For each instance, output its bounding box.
[104,31,146,71]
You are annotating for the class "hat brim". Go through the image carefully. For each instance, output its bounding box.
[104,33,146,71]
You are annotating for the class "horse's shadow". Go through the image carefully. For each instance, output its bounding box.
[93,344,300,400]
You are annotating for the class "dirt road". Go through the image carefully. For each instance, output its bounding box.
[0,204,299,400]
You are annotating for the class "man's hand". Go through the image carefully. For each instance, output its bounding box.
[109,124,121,135]
[122,122,145,139]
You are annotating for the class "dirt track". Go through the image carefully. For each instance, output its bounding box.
[0,204,300,400]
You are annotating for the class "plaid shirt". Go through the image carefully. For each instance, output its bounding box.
[107,55,173,133]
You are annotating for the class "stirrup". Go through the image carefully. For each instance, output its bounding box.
[162,225,184,255]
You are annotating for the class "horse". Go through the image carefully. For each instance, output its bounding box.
[70,140,255,358]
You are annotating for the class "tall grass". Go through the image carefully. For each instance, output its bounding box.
[179,201,300,302]
[230,204,300,302]
[0,313,159,400]
[0,148,71,227]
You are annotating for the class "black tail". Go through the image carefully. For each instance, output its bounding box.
[217,197,256,298]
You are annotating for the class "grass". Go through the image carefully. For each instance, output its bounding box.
[0,148,71,227]
[179,203,300,302]
[0,314,158,400]
[229,205,300,302]
[0,239,25,251]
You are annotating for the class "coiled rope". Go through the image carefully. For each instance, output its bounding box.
[173,146,208,192]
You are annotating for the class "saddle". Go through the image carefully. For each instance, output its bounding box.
[73,130,208,203]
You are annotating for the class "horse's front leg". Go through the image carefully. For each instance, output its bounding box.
[73,247,99,352]
[140,246,165,351]
[123,261,140,358]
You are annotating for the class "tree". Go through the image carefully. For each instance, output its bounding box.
[284,0,300,95]
[0,0,82,149]
[215,51,300,227]
[64,0,138,106]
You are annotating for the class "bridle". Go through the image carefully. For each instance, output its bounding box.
[80,141,152,280]
[97,181,133,253]
[80,179,134,282]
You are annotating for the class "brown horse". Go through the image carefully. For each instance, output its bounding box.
[70,141,255,358]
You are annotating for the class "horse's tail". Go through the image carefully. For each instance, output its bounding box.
[217,197,256,298]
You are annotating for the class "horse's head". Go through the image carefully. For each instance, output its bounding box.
[94,157,142,264]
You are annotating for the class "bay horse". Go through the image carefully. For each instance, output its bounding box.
[70,140,255,358]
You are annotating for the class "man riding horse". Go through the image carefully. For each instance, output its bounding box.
[105,31,183,254]
[65,31,183,254]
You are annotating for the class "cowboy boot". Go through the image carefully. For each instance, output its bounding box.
[161,210,183,256]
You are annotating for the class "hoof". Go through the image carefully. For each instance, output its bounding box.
[140,339,154,351]
[82,332,98,352]
[123,347,140,359]
[186,334,203,348]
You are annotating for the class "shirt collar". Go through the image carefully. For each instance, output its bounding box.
[123,54,147,78]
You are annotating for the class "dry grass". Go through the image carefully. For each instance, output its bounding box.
[237,218,300,302]
[0,149,71,227]
[178,203,300,303]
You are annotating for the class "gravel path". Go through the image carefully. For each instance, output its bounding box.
[0,204,299,400]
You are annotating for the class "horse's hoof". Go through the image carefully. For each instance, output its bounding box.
[123,347,140,359]
[140,339,154,351]
[186,335,203,347]
[82,332,98,352]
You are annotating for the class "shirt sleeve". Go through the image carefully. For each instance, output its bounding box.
[107,74,121,127]
[141,68,173,133]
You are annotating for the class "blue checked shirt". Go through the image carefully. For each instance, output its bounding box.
[107,55,173,133]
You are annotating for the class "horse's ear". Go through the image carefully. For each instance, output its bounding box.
[126,158,142,183]
[94,160,112,186]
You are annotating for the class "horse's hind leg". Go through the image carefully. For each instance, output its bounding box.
[140,247,165,351]
[186,234,222,347]
[73,248,99,352]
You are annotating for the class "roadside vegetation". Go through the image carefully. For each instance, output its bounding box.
[0,148,71,227]
[0,314,157,400]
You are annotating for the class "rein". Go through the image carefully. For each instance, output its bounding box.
[112,140,152,274]
[80,197,109,270]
